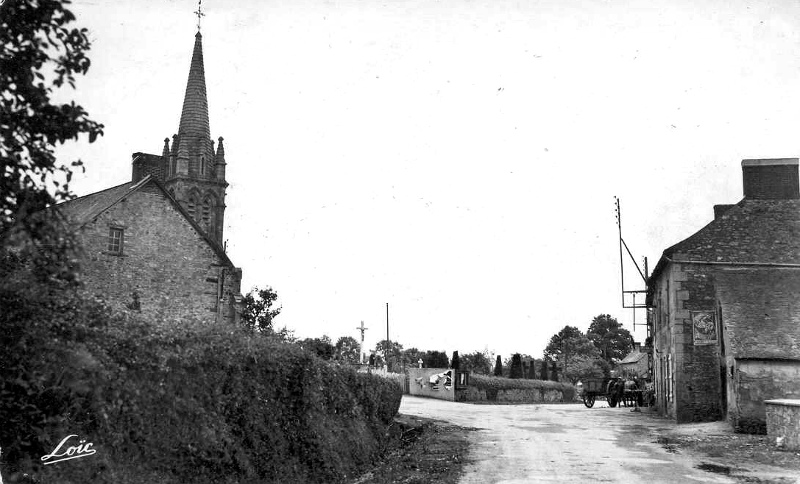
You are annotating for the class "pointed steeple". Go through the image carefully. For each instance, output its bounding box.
[162,27,228,246]
[178,32,210,141]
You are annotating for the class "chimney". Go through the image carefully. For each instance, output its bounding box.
[741,158,799,200]
[713,204,735,220]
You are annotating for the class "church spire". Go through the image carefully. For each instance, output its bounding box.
[177,32,210,141]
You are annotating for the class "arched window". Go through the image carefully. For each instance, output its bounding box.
[188,195,198,221]
[202,197,212,230]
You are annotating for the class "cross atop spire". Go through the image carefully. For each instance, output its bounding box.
[194,0,205,31]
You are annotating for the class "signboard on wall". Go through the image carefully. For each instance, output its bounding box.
[691,311,718,345]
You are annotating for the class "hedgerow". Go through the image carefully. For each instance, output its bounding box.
[470,374,576,401]
[0,274,402,483]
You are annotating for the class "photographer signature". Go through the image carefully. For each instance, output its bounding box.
[40,435,97,465]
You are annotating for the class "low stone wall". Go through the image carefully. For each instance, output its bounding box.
[765,399,800,450]
[462,386,568,403]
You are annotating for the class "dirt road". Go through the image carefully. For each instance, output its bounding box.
[399,396,800,483]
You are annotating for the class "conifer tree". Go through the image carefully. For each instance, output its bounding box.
[451,350,460,370]
[509,353,523,379]
[540,358,549,380]
[494,355,503,376]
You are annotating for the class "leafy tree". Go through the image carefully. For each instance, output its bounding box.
[1,1,104,246]
[540,358,549,380]
[334,336,361,363]
[460,350,492,375]
[423,350,449,369]
[403,347,425,368]
[241,286,281,332]
[376,339,405,371]
[300,336,335,360]
[1,0,104,283]
[563,355,608,384]
[451,351,460,370]
[587,314,633,363]
[494,355,503,376]
[509,353,523,379]
[544,325,603,382]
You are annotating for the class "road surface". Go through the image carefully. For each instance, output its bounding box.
[399,396,797,483]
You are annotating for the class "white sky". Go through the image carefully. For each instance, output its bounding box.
[56,0,800,360]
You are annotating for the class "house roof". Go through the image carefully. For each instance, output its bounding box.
[55,180,138,226]
[649,198,800,287]
[56,176,237,268]
[619,350,646,365]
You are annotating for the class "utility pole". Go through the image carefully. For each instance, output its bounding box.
[385,302,390,371]
[356,320,368,364]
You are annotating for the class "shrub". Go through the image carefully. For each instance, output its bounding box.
[1,276,403,483]
[470,374,576,402]
[509,354,523,379]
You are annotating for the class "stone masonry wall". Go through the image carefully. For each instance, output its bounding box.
[674,264,723,423]
[714,268,800,432]
[652,267,674,418]
[715,269,800,360]
[766,399,800,450]
[76,181,240,324]
[735,360,800,433]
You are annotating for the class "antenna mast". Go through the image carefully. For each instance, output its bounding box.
[614,196,650,327]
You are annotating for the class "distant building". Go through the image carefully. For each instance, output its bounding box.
[647,159,800,432]
[618,342,648,379]
[59,31,242,325]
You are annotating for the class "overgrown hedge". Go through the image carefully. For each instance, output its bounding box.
[0,277,402,483]
[469,374,576,402]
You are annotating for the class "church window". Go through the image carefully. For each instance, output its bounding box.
[200,156,205,176]
[202,197,212,230]
[108,227,124,254]
[188,196,197,220]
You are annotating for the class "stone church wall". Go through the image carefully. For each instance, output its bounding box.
[76,181,240,324]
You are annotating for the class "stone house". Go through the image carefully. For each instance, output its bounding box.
[58,31,243,324]
[646,159,800,432]
[618,342,649,379]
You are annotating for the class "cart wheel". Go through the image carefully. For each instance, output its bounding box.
[583,395,595,408]
[608,395,618,408]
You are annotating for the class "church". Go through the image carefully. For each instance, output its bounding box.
[58,30,243,325]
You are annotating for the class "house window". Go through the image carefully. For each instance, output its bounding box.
[108,227,124,254]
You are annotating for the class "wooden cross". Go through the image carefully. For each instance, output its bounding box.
[194,0,205,31]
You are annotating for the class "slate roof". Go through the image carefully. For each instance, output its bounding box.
[56,180,138,226]
[619,350,647,365]
[645,197,800,306]
[178,32,210,140]
[649,198,800,280]
[56,176,236,268]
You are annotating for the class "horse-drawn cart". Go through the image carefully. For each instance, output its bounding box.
[579,377,618,408]
[579,377,645,408]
